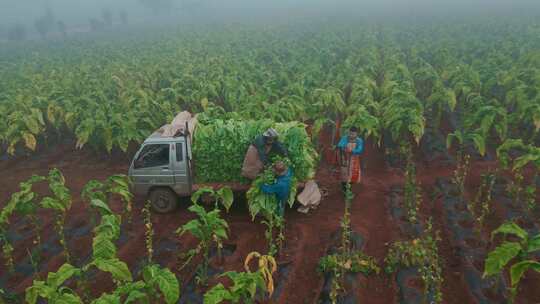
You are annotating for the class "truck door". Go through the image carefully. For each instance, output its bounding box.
[171,142,190,195]
[131,143,175,195]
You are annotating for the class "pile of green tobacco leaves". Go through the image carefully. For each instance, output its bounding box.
[192,118,318,183]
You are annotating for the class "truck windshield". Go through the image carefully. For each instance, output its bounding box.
[134,144,169,169]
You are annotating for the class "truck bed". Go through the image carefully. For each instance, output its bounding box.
[193,182,252,192]
[192,181,306,192]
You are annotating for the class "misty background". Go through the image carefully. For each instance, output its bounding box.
[0,0,539,41]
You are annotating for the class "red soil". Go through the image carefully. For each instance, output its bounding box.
[1,130,539,304]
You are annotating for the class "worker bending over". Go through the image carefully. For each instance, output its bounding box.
[253,128,288,165]
[242,128,288,179]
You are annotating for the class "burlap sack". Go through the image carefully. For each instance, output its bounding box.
[157,111,198,141]
[242,145,264,180]
[297,180,321,209]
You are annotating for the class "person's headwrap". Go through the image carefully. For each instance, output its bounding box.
[263,128,279,138]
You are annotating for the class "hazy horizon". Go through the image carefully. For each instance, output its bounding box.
[1,0,539,28]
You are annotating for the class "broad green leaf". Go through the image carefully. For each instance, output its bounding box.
[24,116,40,134]
[176,219,201,237]
[214,227,228,240]
[483,242,522,277]
[446,131,462,149]
[124,290,147,304]
[55,292,83,304]
[216,187,234,212]
[107,175,130,188]
[22,132,37,151]
[93,238,117,260]
[25,281,49,304]
[41,197,65,211]
[491,222,528,241]
[513,153,540,171]
[188,203,208,217]
[104,127,113,153]
[81,180,105,202]
[90,199,113,215]
[155,268,180,304]
[142,265,180,304]
[94,214,121,240]
[527,234,540,253]
[115,281,147,303]
[91,294,121,304]
[192,188,215,205]
[470,132,486,156]
[91,258,132,282]
[510,260,540,289]
[46,263,81,289]
[203,283,231,304]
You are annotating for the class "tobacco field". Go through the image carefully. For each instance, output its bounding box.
[1,16,540,304]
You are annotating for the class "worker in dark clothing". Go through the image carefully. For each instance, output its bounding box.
[252,128,288,165]
[261,161,293,217]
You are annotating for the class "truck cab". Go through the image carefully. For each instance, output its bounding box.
[128,132,192,213]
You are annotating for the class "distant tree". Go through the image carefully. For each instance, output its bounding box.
[119,10,128,25]
[101,8,113,27]
[57,21,67,38]
[138,0,174,15]
[89,18,105,32]
[34,8,55,39]
[7,24,27,41]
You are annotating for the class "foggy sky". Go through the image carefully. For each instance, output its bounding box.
[1,0,539,29]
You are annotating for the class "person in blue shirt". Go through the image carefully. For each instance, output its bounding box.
[261,161,293,217]
[337,127,364,192]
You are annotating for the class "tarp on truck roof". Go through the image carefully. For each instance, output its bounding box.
[156,111,198,140]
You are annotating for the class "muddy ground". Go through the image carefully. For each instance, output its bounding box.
[1,128,539,304]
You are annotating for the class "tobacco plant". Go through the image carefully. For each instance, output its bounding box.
[403,146,421,224]
[470,172,496,235]
[94,188,179,303]
[0,174,45,272]
[25,263,83,304]
[40,169,73,262]
[91,264,180,304]
[89,196,179,303]
[317,183,380,304]
[25,197,180,304]
[176,204,229,285]
[4,101,46,155]
[497,139,540,212]
[81,175,133,224]
[193,119,317,183]
[142,200,154,264]
[203,252,277,304]
[447,130,484,201]
[385,220,443,303]
[84,203,132,287]
[484,222,540,302]
[2,21,540,161]
[191,186,234,212]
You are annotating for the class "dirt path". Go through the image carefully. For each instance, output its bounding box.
[351,168,400,304]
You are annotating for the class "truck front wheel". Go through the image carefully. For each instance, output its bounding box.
[149,188,178,213]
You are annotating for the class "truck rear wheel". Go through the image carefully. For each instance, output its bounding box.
[149,188,178,213]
